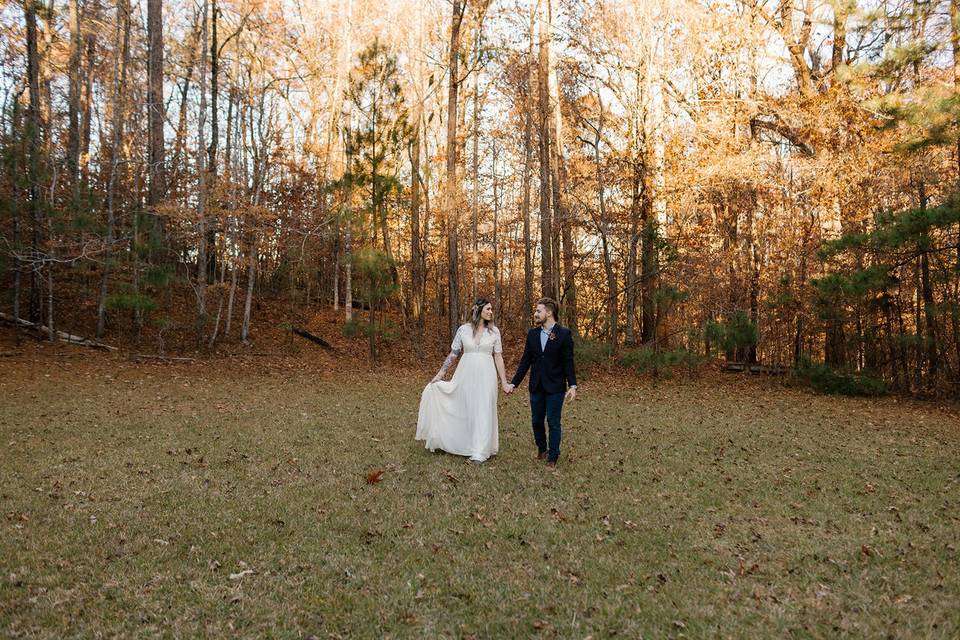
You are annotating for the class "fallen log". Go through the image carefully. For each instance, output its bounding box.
[130,353,196,363]
[292,326,334,350]
[0,312,118,351]
[724,361,787,375]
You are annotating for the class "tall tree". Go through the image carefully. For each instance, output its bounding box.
[536,0,555,300]
[25,0,43,324]
[67,0,83,204]
[445,0,466,336]
[344,39,409,271]
[95,0,131,339]
[206,0,220,282]
[548,21,576,332]
[521,5,535,316]
[147,0,166,230]
[195,0,210,337]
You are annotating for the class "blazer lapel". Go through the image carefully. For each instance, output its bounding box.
[542,325,559,354]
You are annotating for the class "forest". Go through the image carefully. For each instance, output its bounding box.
[2,0,959,394]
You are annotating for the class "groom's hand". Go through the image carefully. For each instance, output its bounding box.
[565,386,577,401]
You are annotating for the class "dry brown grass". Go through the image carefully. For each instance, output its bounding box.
[2,349,959,638]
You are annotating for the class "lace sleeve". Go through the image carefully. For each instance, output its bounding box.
[493,327,502,354]
[439,326,464,374]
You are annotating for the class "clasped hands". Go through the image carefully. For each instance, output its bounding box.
[436,378,573,400]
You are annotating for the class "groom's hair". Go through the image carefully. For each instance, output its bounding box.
[537,297,559,321]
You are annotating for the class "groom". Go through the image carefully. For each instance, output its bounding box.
[506,297,577,468]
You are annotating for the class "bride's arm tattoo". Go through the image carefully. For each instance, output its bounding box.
[439,350,458,375]
[437,328,464,376]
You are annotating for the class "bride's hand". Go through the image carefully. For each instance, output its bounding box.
[431,373,443,384]
[501,382,514,394]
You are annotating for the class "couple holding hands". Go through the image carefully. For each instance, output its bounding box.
[415,296,577,468]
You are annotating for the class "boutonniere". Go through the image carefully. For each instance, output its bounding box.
[548,331,557,341]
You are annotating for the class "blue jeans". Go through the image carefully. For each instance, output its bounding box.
[530,390,565,463]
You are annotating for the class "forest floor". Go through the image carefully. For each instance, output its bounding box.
[2,338,960,638]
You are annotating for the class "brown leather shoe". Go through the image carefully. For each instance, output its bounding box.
[546,461,557,470]
[537,451,548,461]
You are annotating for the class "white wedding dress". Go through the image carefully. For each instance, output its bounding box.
[415,323,501,462]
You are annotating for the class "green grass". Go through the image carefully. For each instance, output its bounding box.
[2,367,959,638]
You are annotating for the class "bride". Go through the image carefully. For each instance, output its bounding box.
[415,298,513,463]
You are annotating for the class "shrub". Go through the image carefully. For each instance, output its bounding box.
[705,310,757,358]
[106,292,158,314]
[575,337,611,368]
[794,357,887,396]
[342,318,364,338]
[621,347,703,377]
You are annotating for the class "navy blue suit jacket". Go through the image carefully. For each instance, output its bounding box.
[510,324,577,394]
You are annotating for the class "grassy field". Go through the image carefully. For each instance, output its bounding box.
[2,362,959,638]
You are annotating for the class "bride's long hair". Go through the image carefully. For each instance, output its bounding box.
[469,297,494,332]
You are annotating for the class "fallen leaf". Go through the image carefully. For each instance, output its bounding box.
[366,469,385,484]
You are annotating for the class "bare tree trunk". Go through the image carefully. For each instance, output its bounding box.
[225,261,237,336]
[410,116,424,352]
[96,0,131,339]
[338,0,353,322]
[80,33,96,193]
[638,59,660,347]
[625,126,640,345]
[196,0,209,340]
[132,194,143,337]
[521,74,534,315]
[747,197,760,363]
[592,106,617,351]
[546,0,570,317]
[343,115,353,322]
[25,0,43,325]
[47,262,54,343]
[241,235,256,343]
[492,142,502,312]
[147,0,166,235]
[224,88,238,337]
[41,0,54,169]
[67,0,82,204]
[206,0,220,282]
[170,22,200,198]
[794,215,813,365]
[208,293,224,348]
[445,0,466,336]
[918,183,938,381]
[40,0,57,348]
[536,0,554,300]
[9,99,23,334]
[639,160,655,346]
[422,121,433,319]
[551,90,576,331]
[471,33,480,302]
